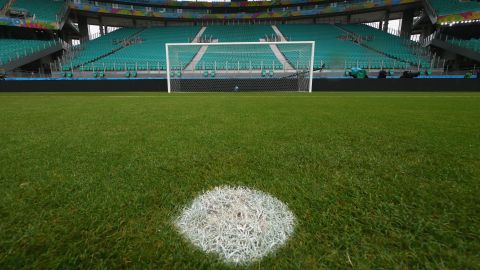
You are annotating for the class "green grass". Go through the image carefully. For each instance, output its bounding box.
[0,92,479,269]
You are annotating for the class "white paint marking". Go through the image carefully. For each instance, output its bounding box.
[175,186,295,264]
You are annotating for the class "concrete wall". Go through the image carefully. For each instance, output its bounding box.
[1,78,478,92]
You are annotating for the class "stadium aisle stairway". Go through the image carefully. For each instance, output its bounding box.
[277,24,399,69]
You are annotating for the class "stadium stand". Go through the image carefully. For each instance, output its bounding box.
[0,0,477,90]
[11,0,66,22]
[196,25,281,70]
[0,38,58,65]
[427,0,480,16]
[63,23,437,72]
[339,24,431,68]
[278,24,401,69]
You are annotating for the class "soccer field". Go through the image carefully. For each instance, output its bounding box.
[1,92,479,269]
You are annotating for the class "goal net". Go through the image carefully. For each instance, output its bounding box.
[166,41,315,93]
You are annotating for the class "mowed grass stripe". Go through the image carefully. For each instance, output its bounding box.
[0,92,479,269]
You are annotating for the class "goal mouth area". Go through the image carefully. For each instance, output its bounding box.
[166,41,315,93]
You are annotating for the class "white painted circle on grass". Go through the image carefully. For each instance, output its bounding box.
[175,186,295,264]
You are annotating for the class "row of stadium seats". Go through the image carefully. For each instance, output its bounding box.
[11,0,65,22]
[427,0,480,16]
[448,38,480,53]
[340,24,431,68]
[0,38,58,65]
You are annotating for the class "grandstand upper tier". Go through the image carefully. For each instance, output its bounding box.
[89,0,331,8]
[0,0,478,31]
[10,0,66,22]
[428,0,480,16]
[61,24,433,73]
[65,0,422,23]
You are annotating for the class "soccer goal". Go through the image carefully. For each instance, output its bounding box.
[166,41,315,93]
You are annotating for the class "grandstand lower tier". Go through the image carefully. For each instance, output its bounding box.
[58,24,435,74]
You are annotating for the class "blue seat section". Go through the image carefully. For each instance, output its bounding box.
[277,24,400,69]
[0,38,57,65]
[90,26,201,71]
[196,45,283,70]
[340,24,431,68]
[64,28,141,71]
[196,25,282,70]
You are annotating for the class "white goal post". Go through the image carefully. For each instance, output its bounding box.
[166,41,315,93]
